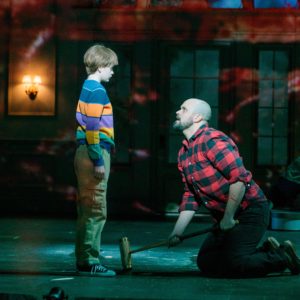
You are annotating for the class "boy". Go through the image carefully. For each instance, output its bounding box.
[74,44,118,277]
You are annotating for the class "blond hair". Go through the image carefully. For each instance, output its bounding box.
[83,44,118,75]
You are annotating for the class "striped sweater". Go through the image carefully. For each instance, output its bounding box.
[76,79,114,166]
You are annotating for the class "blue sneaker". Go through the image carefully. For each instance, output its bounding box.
[77,263,116,277]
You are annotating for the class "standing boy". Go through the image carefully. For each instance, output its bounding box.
[74,44,118,277]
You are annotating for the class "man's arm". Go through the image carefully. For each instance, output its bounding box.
[168,210,195,247]
[204,134,248,231]
[220,181,245,231]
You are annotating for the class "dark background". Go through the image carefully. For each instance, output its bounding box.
[0,0,300,219]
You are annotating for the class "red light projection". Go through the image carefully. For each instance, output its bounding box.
[3,0,300,207]
[2,0,299,122]
[132,200,159,215]
[6,0,300,55]
[288,70,300,94]
[128,148,151,160]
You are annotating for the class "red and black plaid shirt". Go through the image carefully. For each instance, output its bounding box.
[178,124,267,215]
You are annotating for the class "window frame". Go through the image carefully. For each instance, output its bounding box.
[255,44,293,167]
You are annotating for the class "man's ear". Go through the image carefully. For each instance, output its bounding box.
[193,114,203,123]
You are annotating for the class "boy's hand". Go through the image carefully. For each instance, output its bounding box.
[94,165,105,180]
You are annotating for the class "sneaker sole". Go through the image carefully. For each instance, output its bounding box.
[282,240,300,275]
[77,270,116,277]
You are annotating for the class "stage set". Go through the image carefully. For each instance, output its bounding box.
[0,216,300,300]
[1,0,300,299]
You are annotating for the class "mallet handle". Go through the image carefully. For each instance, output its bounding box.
[130,224,217,254]
[130,240,168,254]
[179,224,218,241]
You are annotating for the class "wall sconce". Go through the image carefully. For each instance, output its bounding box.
[22,75,42,100]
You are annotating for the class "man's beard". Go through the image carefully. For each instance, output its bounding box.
[173,119,193,131]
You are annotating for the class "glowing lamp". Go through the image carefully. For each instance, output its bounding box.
[22,75,42,100]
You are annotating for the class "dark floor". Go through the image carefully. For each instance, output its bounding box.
[0,216,300,300]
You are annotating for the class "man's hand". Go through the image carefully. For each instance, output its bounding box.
[94,165,105,180]
[168,210,195,247]
[168,234,182,248]
[220,218,239,231]
[220,181,244,231]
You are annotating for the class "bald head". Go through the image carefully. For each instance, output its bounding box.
[184,98,211,121]
[173,98,212,138]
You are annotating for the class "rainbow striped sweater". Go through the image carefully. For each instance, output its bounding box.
[76,79,114,166]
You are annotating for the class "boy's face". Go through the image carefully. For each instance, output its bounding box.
[98,66,114,82]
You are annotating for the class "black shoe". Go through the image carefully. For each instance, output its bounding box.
[77,263,116,277]
[262,236,280,252]
[282,240,300,275]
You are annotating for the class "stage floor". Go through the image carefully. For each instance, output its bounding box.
[0,217,300,300]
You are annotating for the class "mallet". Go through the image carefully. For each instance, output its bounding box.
[119,224,218,270]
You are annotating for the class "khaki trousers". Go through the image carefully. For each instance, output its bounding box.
[74,145,110,266]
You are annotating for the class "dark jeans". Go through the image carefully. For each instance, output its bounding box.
[197,201,287,277]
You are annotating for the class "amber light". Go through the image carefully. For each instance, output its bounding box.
[22,75,42,100]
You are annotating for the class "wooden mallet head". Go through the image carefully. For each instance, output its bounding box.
[119,236,132,270]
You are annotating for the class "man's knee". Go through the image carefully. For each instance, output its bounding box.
[197,252,218,273]
[197,252,237,276]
